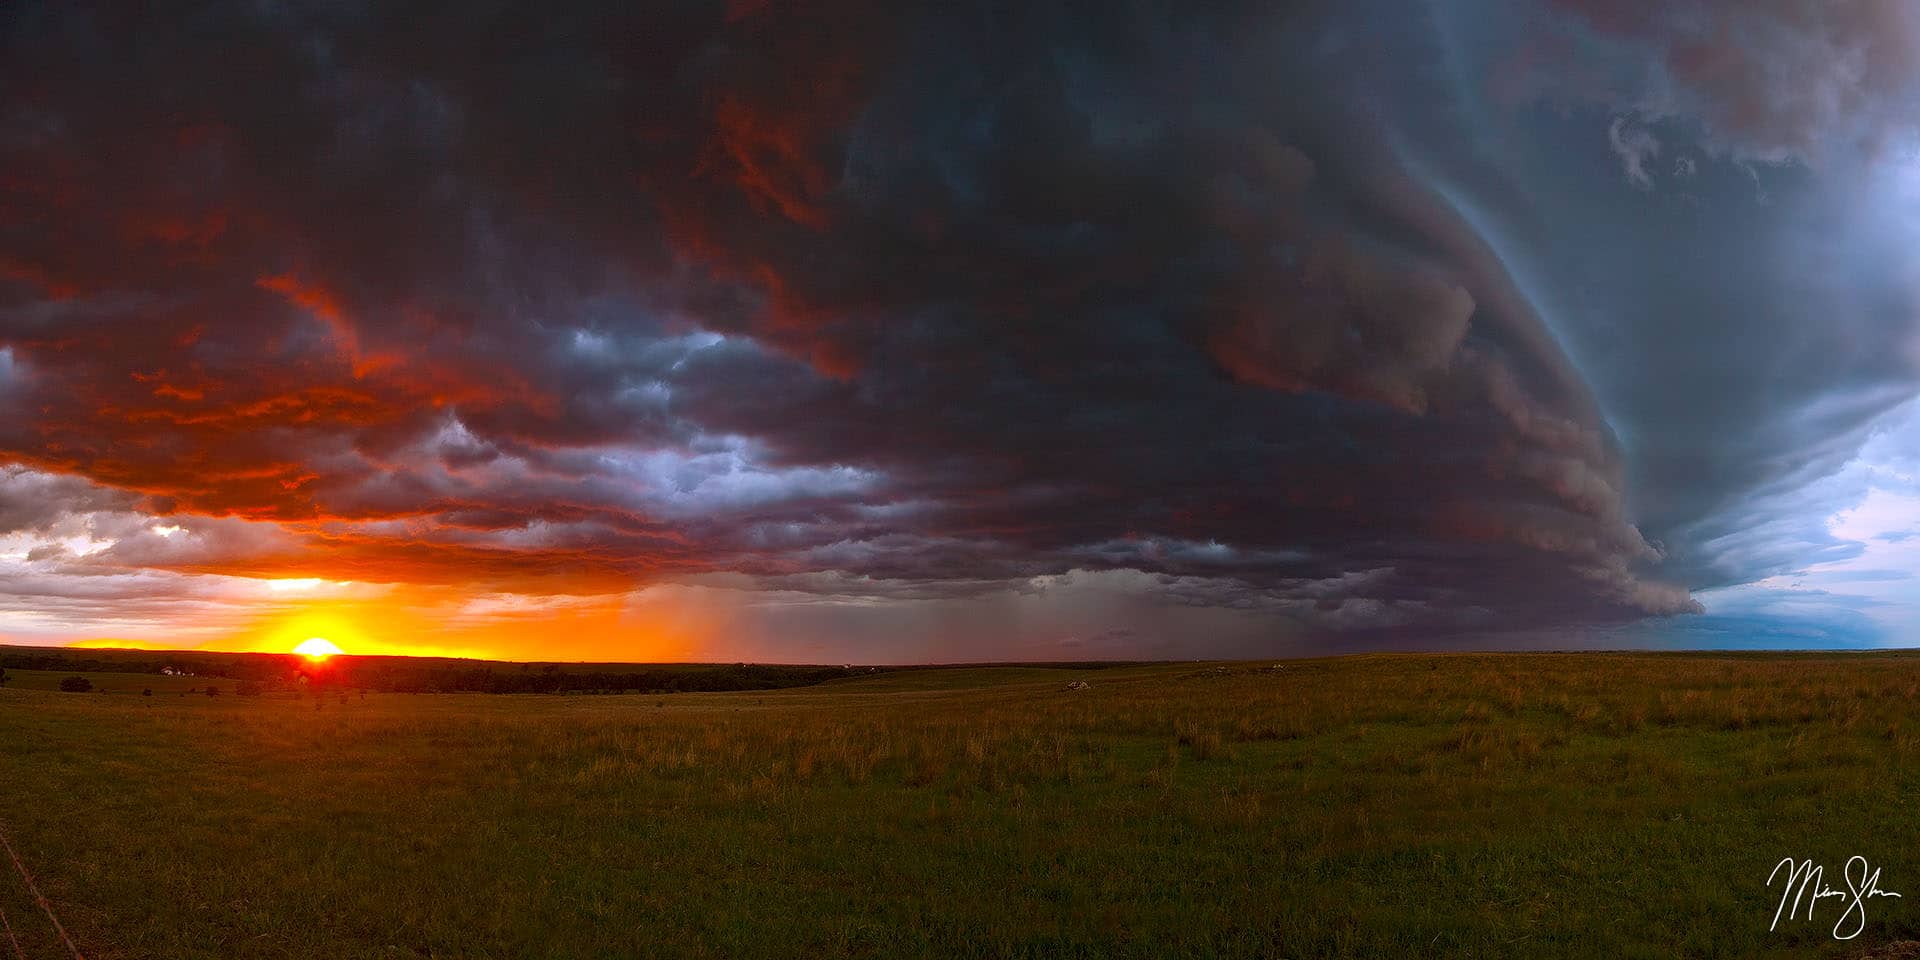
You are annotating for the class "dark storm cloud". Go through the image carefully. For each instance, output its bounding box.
[46,0,1920,649]
[1419,0,1920,600]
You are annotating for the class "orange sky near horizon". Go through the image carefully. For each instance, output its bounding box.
[58,579,728,663]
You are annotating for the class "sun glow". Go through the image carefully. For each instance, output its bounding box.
[161,582,721,662]
[293,637,343,660]
[264,577,331,593]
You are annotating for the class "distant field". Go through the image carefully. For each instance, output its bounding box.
[3,653,1919,958]
[813,666,1099,691]
[2,669,210,694]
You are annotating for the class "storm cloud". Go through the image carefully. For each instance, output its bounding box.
[2,0,1917,657]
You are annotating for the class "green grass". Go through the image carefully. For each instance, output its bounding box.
[2,653,1918,958]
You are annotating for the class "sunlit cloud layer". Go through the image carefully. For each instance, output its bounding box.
[5,1,1920,659]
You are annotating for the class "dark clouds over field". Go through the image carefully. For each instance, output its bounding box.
[3,0,1920,658]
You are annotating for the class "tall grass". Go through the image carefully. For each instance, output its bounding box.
[2,654,1919,957]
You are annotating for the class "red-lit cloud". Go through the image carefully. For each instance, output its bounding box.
[6,0,1821,660]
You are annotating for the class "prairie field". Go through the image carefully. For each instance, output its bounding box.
[3,653,1920,958]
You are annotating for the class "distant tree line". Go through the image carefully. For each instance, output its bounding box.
[0,648,896,695]
[0,651,237,677]
[334,662,868,694]
[0,646,1144,696]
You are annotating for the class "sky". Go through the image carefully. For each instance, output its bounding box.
[5,0,1920,662]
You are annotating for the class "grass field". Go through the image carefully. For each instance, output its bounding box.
[2,669,212,695]
[3,652,1920,958]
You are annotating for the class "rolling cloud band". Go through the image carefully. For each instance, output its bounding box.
[2,0,1917,658]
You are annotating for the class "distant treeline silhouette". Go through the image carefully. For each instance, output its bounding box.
[0,646,1145,695]
[0,648,881,694]
[345,662,870,694]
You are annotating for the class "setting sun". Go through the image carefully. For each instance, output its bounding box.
[293,637,343,660]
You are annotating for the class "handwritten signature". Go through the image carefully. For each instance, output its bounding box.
[1769,856,1903,940]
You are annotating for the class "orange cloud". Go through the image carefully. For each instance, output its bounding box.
[256,274,403,377]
